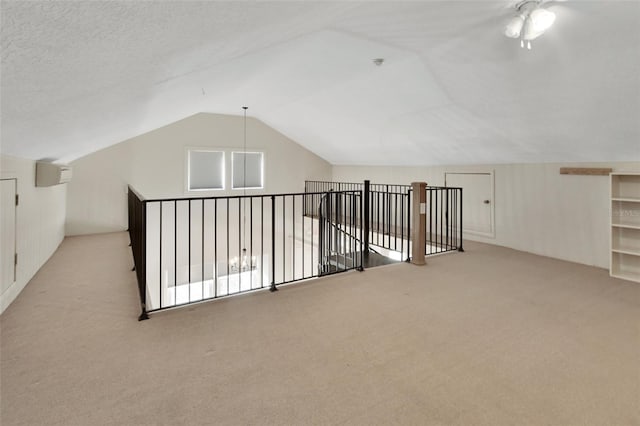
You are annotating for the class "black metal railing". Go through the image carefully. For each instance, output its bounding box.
[424,187,464,255]
[127,187,149,320]
[303,180,362,218]
[367,182,411,261]
[318,191,364,276]
[304,181,410,197]
[128,186,363,319]
[304,180,364,194]
[306,180,411,260]
[305,180,463,261]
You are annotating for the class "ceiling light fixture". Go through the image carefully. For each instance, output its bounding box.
[504,0,556,50]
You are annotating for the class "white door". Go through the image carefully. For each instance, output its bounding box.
[1,179,17,295]
[445,172,494,237]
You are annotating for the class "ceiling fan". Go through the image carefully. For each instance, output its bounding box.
[504,0,562,49]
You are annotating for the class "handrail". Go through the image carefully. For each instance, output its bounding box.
[127,185,147,201]
[137,189,360,203]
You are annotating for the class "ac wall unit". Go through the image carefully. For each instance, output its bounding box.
[35,162,73,187]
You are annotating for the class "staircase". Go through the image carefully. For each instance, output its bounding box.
[317,191,364,276]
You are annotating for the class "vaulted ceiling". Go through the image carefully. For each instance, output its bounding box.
[1,1,639,166]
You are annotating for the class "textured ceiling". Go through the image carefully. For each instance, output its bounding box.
[1,1,639,165]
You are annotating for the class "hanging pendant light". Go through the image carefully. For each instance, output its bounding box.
[239,106,256,272]
[242,106,248,197]
[230,106,257,273]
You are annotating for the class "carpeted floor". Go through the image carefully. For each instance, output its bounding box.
[1,232,638,425]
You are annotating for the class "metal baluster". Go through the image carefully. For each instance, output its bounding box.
[159,201,163,313]
[342,192,347,271]
[407,189,412,262]
[458,188,464,252]
[261,197,264,287]
[250,197,253,289]
[238,198,241,293]
[282,196,286,283]
[201,200,204,302]
[270,196,277,292]
[292,195,295,280]
[364,180,370,253]
[188,200,191,303]
[301,195,305,279]
[430,189,434,255]
[394,193,398,251]
[174,201,177,307]
[214,198,217,298]
[439,189,442,252]
[400,192,404,258]
[226,199,229,295]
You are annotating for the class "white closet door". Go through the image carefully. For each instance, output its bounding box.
[1,179,17,295]
[445,172,494,238]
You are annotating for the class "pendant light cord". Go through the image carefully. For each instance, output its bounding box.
[242,106,248,255]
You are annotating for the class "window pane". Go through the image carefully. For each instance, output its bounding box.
[189,150,224,190]
[232,152,263,189]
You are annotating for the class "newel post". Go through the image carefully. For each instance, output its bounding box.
[411,182,427,265]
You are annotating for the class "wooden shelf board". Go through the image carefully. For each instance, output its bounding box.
[612,197,640,203]
[612,223,640,230]
[560,167,612,176]
[612,248,640,257]
[610,271,640,283]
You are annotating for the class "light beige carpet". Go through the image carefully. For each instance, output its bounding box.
[1,232,639,425]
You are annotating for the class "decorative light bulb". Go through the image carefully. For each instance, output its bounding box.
[529,8,556,33]
[523,7,555,41]
[504,15,525,38]
[527,41,532,50]
[520,39,524,48]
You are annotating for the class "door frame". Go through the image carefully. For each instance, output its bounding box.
[444,171,495,239]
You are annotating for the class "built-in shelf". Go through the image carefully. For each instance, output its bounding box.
[611,173,640,199]
[612,227,640,252]
[611,172,640,283]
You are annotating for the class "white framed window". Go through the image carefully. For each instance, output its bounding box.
[187,149,225,191]
[232,152,264,190]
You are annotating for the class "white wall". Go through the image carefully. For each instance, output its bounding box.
[66,113,332,235]
[0,155,66,313]
[333,162,640,269]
